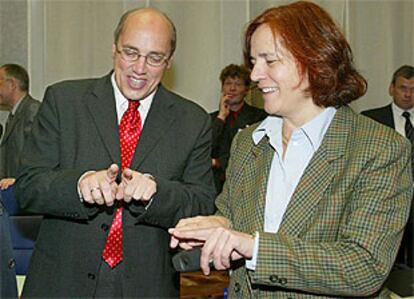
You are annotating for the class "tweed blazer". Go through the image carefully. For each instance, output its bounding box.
[0,95,40,178]
[216,106,412,298]
[210,103,267,192]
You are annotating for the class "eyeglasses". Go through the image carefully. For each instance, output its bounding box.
[116,47,168,67]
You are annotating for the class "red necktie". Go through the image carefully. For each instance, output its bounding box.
[229,111,237,128]
[102,99,141,268]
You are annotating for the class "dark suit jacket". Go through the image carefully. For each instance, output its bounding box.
[217,106,412,297]
[0,196,18,299]
[14,73,216,298]
[0,95,40,178]
[210,103,266,192]
[361,104,394,129]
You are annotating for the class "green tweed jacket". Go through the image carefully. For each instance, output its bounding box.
[216,106,412,298]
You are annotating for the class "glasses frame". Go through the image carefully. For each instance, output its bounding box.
[115,46,169,67]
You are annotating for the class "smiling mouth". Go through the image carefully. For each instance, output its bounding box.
[260,87,278,94]
[128,77,146,89]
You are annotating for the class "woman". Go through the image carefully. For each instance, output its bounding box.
[170,1,412,297]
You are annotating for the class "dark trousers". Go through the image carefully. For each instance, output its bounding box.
[395,212,413,268]
[94,260,124,298]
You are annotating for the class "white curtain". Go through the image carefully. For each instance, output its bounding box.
[0,0,412,124]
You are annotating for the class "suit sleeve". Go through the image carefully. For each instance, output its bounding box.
[133,111,216,229]
[211,114,225,158]
[14,86,92,220]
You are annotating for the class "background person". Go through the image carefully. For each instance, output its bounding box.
[14,7,215,298]
[170,1,412,297]
[362,65,414,269]
[210,64,266,193]
[0,64,40,190]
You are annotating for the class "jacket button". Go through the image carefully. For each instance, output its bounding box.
[234,282,241,292]
[8,259,16,269]
[101,223,109,231]
[269,275,279,283]
[279,277,287,285]
[87,273,96,280]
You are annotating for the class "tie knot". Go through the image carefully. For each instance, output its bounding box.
[127,99,140,111]
[402,111,411,119]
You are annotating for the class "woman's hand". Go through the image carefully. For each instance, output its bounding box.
[169,216,255,275]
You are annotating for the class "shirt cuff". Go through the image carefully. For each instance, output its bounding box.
[245,231,259,270]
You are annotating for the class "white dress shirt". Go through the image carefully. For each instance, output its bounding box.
[111,73,154,126]
[246,107,337,269]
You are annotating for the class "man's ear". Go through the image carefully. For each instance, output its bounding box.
[9,77,18,91]
[166,55,173,69]
[112,44,117,59]
[389,83,394,97]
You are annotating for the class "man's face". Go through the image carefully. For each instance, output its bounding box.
[0,68,12,106]
[112,11,172,100]
[221,77,248,106]
[390,76,414,110]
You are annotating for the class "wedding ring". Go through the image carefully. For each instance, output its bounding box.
[90,187,100,193]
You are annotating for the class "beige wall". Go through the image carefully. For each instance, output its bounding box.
[0,0,413,125]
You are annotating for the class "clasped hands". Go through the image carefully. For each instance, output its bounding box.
[169,216,255,275]
[79,163,156,206]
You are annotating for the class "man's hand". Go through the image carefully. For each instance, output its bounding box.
[0,178,16,190]
[79,164,119,206]
[115,168,157,203]
[217,93,230,121]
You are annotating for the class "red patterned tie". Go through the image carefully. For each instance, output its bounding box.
[102,99,141,268]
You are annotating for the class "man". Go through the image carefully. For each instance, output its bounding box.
[0,64,40,190]
[0,194,17,299]
[362,65,414,268]
[14,7,215,298]
[210,64,266,193]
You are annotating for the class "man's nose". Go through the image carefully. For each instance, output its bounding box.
[132,56,147,73]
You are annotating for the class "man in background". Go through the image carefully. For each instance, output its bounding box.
[210,64,266,193]
[14,7,215,298]
[362,64,414,268]
[0,64,40,190]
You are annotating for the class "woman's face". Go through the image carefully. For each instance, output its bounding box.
[249,24,317,125]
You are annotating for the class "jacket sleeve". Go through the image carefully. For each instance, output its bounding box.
[14,86,92,220]
[132,112,216,229]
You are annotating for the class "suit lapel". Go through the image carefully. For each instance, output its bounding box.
[86,74,121,164]
[129,85,176,170]
[243,135,274,231]
[278,106,352,236]
[1,96,30,145]
[384,104,395,129]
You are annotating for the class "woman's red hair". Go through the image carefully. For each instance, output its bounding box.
[244,1,367,107]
